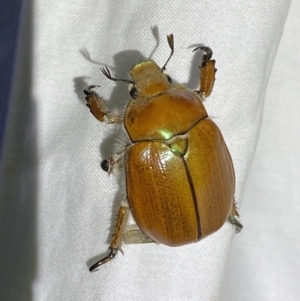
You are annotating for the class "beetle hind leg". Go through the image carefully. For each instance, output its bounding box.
[124,224,155,244]
[89,202,129,272]
[89,248,118,271]
[228,215,243,233]
[228,200,243,233]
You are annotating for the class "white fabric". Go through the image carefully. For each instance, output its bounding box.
[221,1,300,300]
[0,0,293,300]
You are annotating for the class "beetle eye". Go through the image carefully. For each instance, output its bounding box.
[166,75,172,84]
[130,87,138,99]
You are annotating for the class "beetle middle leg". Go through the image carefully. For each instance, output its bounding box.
[228,200,243,233]
[101,146,130,175]
[101,149,126,175]
[84,85,123,124]
[89,201,130,272]
[193,46,217,98]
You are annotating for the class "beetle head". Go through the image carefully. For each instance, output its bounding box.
[129,61,172,98]
[129,34,174,99]
[100,34,174,99]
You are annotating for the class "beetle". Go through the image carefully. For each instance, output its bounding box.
[84,34,242,272]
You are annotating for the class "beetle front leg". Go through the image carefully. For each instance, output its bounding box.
[84,85,123,124]
[193,46,217,98]
[89,202,130,272]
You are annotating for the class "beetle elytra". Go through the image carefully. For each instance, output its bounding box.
[84,34,242,272]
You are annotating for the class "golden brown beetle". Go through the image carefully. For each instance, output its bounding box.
[84,34,242,272]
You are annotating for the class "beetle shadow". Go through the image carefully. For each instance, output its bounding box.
[74,48,148,266]
[73,32,206,159]
[74,49,146,158]
[99,50,148,241]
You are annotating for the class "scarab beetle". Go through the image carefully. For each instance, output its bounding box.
[84,34,242,272]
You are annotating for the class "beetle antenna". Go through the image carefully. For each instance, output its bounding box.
[161,34,174,72]
[101,66,133,84]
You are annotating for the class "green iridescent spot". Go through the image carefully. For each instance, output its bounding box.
[169,138,188,157]
[159,129,174,140]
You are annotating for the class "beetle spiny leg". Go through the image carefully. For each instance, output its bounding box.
[84,85,123,123]
[101,149,126,174]
[89,248,119,272]
[228,215,243,233]
[161,34,174,72]
[83,85,101,96]
[100,66,133,84]
[88,203,129,271]
[192,45,216,98]
[101,158,109,172]
[193,46,213,63]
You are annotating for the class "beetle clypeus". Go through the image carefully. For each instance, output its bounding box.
[84,34,242,272]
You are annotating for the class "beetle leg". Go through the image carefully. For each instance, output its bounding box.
[124,224,155,244]
[193,46,217,98]
[101,148,128,175]
[101,145,132,175]
[84,85,123,124]
[228,200,243,233]
[228,215,243,233]
[89,202,129,272]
